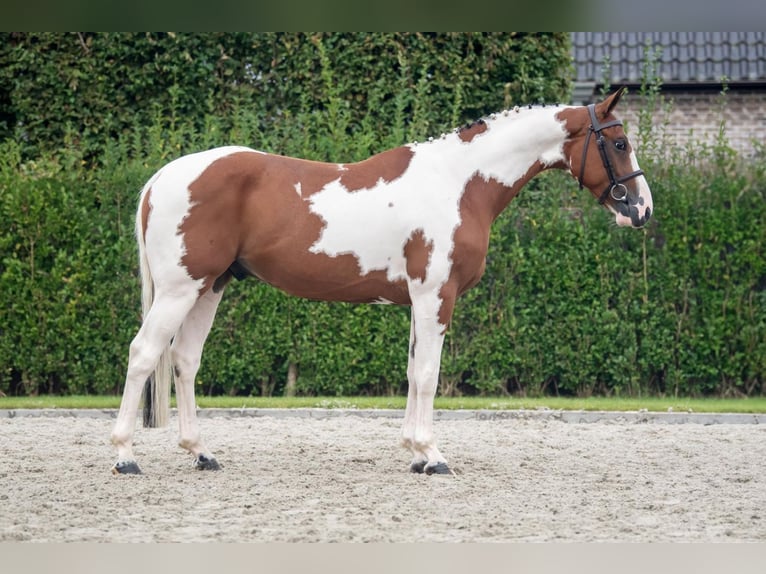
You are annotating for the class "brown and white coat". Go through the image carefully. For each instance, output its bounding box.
[111,89,652,476]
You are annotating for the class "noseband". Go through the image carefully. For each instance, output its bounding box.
[578,103,644,204]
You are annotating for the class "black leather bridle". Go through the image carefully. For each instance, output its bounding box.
[578,103,644,205]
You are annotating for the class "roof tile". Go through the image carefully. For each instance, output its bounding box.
[571,32,766,84]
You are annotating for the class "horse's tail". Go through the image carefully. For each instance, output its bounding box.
[137,183,171,428]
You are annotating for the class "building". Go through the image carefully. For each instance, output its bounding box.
[571,32,766,157]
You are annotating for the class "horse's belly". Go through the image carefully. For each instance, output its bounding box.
[245,249,412,305]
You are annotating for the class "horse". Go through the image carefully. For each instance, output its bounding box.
[111,87,652,476]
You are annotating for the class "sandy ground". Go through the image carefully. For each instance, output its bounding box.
[1,412,765,542]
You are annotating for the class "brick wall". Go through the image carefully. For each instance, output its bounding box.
[616,90,766,159]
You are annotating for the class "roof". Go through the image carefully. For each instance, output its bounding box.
[571,32,766,86]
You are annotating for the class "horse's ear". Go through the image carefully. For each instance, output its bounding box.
[597,86,627,118]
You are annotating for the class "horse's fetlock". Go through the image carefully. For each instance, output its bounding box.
[412,436,434,452]
[110,430,127,447]
[178,437,199,452]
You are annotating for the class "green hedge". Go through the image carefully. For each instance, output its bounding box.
[2,132,764,397]
[0,32,571,162]
[1,33,764,397]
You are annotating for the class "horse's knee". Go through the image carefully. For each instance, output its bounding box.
[414,373,439,399]
[411,358,438,382]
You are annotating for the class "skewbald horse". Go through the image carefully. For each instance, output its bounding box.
[111,87,652,476]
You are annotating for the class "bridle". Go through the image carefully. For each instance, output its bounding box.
[578,103,644,205]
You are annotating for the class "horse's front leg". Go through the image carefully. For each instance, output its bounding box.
[401,312,427,472]
[401,296,455,476]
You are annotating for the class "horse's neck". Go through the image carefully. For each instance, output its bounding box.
[414,106,570,219]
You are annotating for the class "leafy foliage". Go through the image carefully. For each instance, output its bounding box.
[0,32,570,163]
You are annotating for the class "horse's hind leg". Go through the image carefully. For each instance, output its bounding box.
[111,290,199,474]
[171,287,224,470]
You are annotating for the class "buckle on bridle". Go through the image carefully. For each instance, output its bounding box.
[578,103,643,205]
[610,183,628,202]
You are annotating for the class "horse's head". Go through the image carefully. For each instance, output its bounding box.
[561,87,653,228]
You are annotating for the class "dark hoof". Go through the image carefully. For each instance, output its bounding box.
[410,460,426,474]
[112,460,142,475]
[195,454,221,471]
[425,462,454,476]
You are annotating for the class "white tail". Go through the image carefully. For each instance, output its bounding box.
[136,189,171,428]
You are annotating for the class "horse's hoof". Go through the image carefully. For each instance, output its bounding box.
[425,462,454,476]
[194,454,221,471]
[409,460,426,474]
[112,460,142,475]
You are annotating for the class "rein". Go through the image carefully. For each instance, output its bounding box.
[578,103,644,204]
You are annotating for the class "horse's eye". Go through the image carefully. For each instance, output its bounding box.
[615,140,627,151]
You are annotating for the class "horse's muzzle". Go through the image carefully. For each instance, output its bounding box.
[614,200,652,228]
